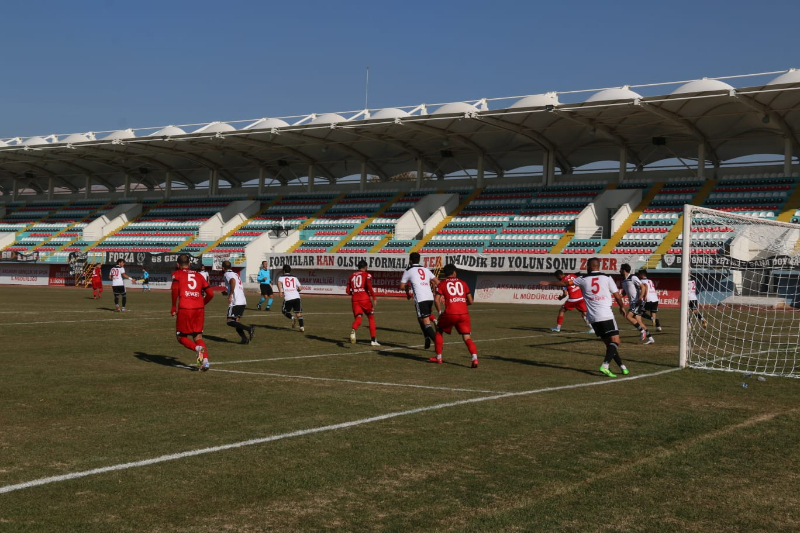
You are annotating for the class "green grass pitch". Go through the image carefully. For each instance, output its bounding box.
[1,285,798,532]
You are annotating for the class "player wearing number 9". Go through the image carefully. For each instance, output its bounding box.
[171,253,214,371]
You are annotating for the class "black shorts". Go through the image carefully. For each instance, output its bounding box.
[689,299,698,310]
[260,284,273,296]
[227,304,246,320]
[112,286,126,296]
[414,299,434,319]
[644,301,659,313]
[591,319,620,338]
[142,278,150,284]
[283,298,302,314]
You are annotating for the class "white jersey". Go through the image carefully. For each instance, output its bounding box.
[688,279,697,301]
[621,275,643,305]
[571,273,619,323]
[400,265,436,302]
[224,270,247,306]
[199,270,210,282]
[279,275,301,300]
[642,278,659,303]
[110,266,126,287]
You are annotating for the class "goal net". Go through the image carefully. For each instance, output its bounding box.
[679,205,800,378]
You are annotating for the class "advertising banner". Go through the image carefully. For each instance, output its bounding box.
[0,250,39,262]
[0,263,50,285]
[48,265,72,286]
[661,253,800,270]
[278,269,407,297]
[264,253,624,274]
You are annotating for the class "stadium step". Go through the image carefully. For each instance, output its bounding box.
[599,182,665,254]
[645,179,717,269]
[368,232,396,253]
[82,198,168,252]
[196,196,285,255]
[285,193,348,253]
[328,191,406,253]
[410,188,484,253]
[32,199,115,253]
[0,202,73,252]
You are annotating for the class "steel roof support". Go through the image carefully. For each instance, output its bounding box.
[785,138,793,176]
[345,130,440,178]
[279,131,389,182]
[555,111,644,168]
[398,120,504,175]
[0,156,79,193]
[731,92,800,160]
[222,136,337,184]
[697,143,706,179]
[637,101,720,169]
[307,164,316,193]
[70,146,194,190]
[124,142,240,188]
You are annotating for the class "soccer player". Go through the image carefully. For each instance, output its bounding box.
[688,277,707,328]
[619,264,654,344]
[109,259,135,312]
[256,261,274,311]
[223,261,255,344]
[198,264,210,283]
[638,269,662,332]
[432,264,478,367]
[551,270,594,334]
[399,252,440,349]
[278,265,304,332]
[91,265,103,300]
[347,260,379,346]
[141,268,151,292]
[171,253,214,371]
[542,257,630,378]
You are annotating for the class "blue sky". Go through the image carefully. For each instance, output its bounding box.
[1,0,798,138]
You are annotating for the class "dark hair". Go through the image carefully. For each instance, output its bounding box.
[620,263,631,273]
[283,264,292,273]
[554,269,564,277]
[222,260,232,270]
[442,264,457,277]
[177,253,191,266]
[357,260,368,269]
[409,252,421,264]
[587,257,601,272]
[117,259,125,265]
[637,269,648,277]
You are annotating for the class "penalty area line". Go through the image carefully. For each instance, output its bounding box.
[0,367,679,495]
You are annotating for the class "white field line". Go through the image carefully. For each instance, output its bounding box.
[213,368,506,394]
[0,367,680,495]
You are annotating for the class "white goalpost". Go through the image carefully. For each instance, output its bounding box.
[679,204,800,378]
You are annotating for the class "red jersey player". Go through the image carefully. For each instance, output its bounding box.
[551,270,593,334]
[91,265,103,299]
[432,264,478,368]
[347,260,380,346]
[171,254,214,371]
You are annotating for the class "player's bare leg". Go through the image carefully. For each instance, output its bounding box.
[580,312,594,333]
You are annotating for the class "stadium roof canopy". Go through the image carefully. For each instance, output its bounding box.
[1,69,799,196]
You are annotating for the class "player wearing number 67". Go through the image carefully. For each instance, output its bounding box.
[541,258,630,378]
[171,253,214,371]
[432,264,478,368]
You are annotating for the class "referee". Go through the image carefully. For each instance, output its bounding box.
[256,261,274,311]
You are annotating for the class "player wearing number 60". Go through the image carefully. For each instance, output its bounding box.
[171,253,214,371]
[542,257,629,378]
[432,264,478,368]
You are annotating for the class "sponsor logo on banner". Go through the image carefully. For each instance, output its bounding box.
[663,254,676,267]
[48,265,72,286]
[660,253,800,269]
[264,253,620,273]
[0,263,50,285]
[0,250,39,262]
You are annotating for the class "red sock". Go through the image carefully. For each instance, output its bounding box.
[195,339,208,360]
[556,315,565,326]
[352,315,362,330]
[435,331,444,354]
[465,338,478,356]
[178,336,197,352]
[367,314,377,337]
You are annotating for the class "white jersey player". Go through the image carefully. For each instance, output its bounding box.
[687,278,707,328]
[543,258,629,378]
[278,264,304,332]
[223,261,254,344]
[637,269,662,332]
[109,259,135,312]
[399,252,440,349]
[619,263,653,344]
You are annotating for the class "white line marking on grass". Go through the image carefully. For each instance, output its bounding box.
[0,367,679,495]
[213,368,505,393]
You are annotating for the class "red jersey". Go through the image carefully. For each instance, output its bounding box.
[171,268,213,310]
[437,278,471,315]
[347,270,375,302]
[91,267,102,281]
[563,273,584,302]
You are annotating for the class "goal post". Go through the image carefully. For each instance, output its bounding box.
[679,204,800,378]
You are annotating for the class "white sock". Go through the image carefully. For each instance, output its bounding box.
[471,354,478,360]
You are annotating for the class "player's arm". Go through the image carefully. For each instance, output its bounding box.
[277,279,284,299]
[640,282,649,300]
[613,291,627,316]
[228,276,236,303]
[170,277,180,316]
[434,293,444,314]
[365,276,377,307]
[429,270,440,289]
[541,279,569,288]
[559,288,568,300]
[466,292,474,306]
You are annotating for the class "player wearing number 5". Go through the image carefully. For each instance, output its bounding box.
[432,264,478,367]
[542,257,629,378]
[400,252,440,349]
[171,254,214,371]
[278,265,305,332]
[348,260,379,346]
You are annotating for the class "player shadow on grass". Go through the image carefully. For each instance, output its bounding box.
[201,334,233,344]
[485,354,597,376]
[98,307,120,312]
[374,349,434,364]
[303,333,347,348]
[507,325,566,332]
[134,352,196,371]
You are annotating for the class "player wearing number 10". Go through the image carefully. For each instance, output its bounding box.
[348,260,379,346]
[171,253,214,371]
